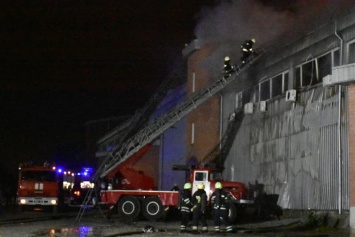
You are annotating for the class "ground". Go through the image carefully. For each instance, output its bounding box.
[0,206,352,236]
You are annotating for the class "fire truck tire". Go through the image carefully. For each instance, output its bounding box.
[228,203,237,222]
[117,196,141,220]
[142,197,164,221]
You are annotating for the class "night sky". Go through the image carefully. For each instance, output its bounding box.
[0,0,352,178]
[0,0,218,175]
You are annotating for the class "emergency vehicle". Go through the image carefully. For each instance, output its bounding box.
[17,162,60,213]
[99,154,254,221]
[65,167,95,206]
[76,51,274,222]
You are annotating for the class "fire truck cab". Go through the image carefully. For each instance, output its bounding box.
[17,162,60,213]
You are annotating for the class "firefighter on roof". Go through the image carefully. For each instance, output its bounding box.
[241,38,256,64]
[191,183,208,232]
[211,182,234,233]
[178,182,192,232]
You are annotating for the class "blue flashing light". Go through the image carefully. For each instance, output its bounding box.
[77,172,81,176]
[57,168,63,173]
[83,172,88,176]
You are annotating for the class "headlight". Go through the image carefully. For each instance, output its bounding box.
[108,183,112,190]
[20,199,26,204]
[51,199,57,205]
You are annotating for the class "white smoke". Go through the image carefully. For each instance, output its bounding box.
[193,0,353,76]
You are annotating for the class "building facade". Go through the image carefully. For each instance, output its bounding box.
[183,7,355,230]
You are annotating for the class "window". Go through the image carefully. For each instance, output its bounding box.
[318,52,332,81]
[194,171,207,181]
[296,59,318,88]
[295,67,301,89]
[349,41,355,64]
[284,72,289,91]
[302,60,317,86]
[260,80,270,101]
[21,171,57,182]
[272,74,283,97]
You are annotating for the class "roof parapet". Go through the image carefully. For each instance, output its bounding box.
[182,39,201,58]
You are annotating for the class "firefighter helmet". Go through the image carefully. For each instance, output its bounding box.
[197,183,205,189]
[215,182,222,189]
[251,38,256,43]
[184,182,192,189]
[224,56,230,61]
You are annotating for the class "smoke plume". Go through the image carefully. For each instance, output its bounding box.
[193,0,353,76]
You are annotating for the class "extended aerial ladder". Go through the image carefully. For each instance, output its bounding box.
[98,49,264,179]
[95,61,186,158]
[75,50,264,222]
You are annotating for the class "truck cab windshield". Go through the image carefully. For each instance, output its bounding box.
[21,171,57,182]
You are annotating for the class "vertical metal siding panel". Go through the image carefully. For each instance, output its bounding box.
[223,84,349,211]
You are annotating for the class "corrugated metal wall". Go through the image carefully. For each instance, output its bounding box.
[223,85,349,210]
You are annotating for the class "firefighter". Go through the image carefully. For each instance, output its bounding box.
[171,183,180,191]
[223,56,234,78]
[178,182,192,232]
[210,182,233,233]
[191,183,208,232]
[241,38,256,64]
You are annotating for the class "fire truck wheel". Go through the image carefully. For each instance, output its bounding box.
[142,197,164,221]
[228,203,237,222]
[117,196,141,220]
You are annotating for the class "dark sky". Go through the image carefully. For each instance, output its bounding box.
[0,0,217,173]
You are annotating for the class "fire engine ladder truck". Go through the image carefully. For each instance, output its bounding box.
[76,49,264,222]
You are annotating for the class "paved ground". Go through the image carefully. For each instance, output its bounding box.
[0,206,352,237]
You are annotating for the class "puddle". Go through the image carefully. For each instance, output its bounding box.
[30,226,97,237]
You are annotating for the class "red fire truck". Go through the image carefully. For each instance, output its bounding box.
[98,145,254,222]
[92,53,267,222]
[17,162,60,213]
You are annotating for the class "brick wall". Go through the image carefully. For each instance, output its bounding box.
[186,43,221,164]
[348,84,355,206]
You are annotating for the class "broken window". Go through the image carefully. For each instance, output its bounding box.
[318,53,332,81]
[302,60,317,86]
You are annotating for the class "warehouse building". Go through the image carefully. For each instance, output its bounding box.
[183,6,355,230]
